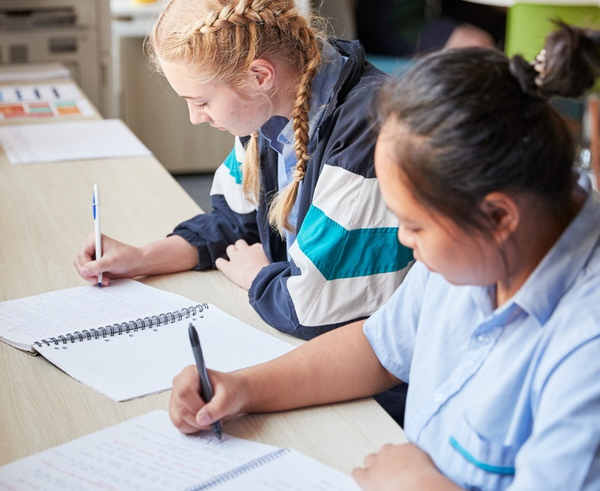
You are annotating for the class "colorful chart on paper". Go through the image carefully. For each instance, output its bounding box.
[0,83,95,120]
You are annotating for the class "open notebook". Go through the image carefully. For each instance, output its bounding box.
[0,279,294,401]
[0,410,360,491]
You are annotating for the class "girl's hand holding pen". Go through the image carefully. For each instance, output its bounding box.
[169,365,248,435]
[74,234,198,286]
[74,232,143,286]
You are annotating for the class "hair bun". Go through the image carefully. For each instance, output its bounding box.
[509,54,543,99]
[531,22,600,99]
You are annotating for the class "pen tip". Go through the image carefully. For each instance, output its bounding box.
[98,282,102,288]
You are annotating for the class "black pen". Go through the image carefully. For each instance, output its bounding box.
[188,323,222,440]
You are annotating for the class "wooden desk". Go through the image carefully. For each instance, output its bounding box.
[0,109,406,472]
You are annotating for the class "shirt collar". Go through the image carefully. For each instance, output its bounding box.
[260,116,288,154]
[470,171,600,326]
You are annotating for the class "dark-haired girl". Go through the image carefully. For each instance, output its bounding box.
[169,24,600,490]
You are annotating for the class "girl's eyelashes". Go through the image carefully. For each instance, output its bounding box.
[400,223,422,233]
[195,102,207,109]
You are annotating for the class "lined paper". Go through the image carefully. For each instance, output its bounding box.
[36,304,294,401]
[0,279,203,351]
[0,411,278,490]
[0,411,360,491]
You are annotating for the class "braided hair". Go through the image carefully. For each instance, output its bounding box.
[147,0,323,235]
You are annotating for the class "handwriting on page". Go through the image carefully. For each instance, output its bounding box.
[0,411,278,491]
[0,279,196,346]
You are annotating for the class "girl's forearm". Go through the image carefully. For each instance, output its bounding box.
[138,235,199,276]
[238,320,402,413]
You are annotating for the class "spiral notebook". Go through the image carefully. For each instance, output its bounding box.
[0,410,361,490]
[0,280,294,401]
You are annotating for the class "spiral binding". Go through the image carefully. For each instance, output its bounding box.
[187,448,291,491]
[33,304,208,348]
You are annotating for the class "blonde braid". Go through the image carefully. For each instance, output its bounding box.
[147,0,324,228]
[268,25,322,235]
[242,132,261,204]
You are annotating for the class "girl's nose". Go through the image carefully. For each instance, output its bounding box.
[397,224,415,250]
[189,112,212,126]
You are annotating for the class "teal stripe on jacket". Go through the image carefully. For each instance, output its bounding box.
[223,149,243,185]
[296,205,413,280]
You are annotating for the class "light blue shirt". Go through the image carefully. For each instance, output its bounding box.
[260,40,346,251]
[364,172,600,491]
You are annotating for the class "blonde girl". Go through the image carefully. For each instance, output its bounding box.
[75,0,413,423]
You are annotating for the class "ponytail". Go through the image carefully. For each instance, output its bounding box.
[509,22,600,100]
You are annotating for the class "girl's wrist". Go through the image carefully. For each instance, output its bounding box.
[235,371,255,414]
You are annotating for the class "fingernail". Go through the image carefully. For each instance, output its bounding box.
[197,412,211,425]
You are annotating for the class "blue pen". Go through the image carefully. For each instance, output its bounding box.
[188,323,223,440]
[92,184,103,287]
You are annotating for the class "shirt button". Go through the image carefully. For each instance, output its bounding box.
[434,392,444,403]
[477,334,489,344]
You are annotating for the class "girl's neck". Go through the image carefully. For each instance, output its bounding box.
[268,57,301,120]
[495,192,586,307]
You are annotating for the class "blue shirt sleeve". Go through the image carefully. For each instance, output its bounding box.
[363,261,430,384]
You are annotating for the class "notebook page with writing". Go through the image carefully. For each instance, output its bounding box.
[36,304,295,401]
[198,448,361,491]
[0,410,279,491]
[0,279,200,351]
[0,411,360,491]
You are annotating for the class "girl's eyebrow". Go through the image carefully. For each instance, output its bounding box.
[181,95,203,100]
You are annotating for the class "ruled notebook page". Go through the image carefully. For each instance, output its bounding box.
[36,304,295,401]
[0,411,360,491]
[0,410,278,491]
[200,448,361,491]
[0,279,200,351]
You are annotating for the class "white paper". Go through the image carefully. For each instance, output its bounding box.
[0,411,279,491]
[0,279,200,351]
[0,411,359,491]
[36,303,294,401]
[211,449,361,491]
[0,119,151,164]
[0,62,71,82]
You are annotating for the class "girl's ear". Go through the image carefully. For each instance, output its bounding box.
[480,192,520,243]
[249,58,276,92]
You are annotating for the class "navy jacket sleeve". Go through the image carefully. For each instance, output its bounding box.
[170,142,261,270]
